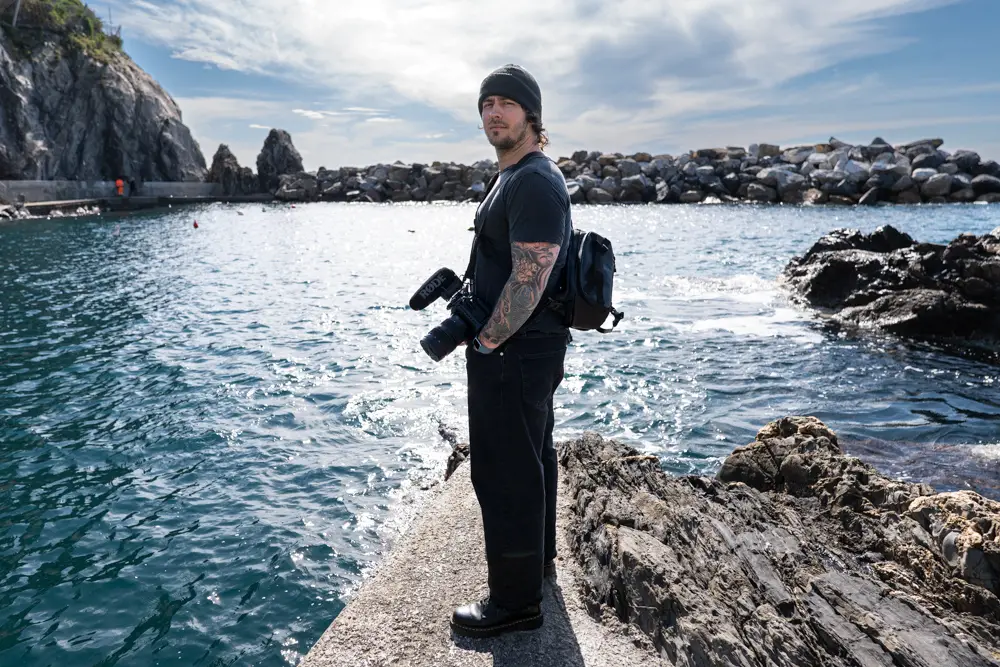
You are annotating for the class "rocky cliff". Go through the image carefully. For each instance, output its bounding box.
[0,3,206,181]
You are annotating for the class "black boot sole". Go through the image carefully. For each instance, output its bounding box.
[450,613,543,638]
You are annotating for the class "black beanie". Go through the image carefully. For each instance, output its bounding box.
[478,64,542,120]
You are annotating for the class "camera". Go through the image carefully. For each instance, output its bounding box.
[409,268,492,361]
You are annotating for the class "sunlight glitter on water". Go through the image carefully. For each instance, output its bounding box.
[1,201,999,667]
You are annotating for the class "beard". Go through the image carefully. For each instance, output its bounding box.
[486,120,529,150]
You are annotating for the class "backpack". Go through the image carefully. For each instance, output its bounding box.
[548,229,624,333]
[472,170,624,334]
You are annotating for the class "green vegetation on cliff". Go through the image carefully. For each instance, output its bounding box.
[1,0,123,62]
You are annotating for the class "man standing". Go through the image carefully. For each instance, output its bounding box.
[451,64,573,638]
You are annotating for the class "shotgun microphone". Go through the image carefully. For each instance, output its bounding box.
[408,268,463,311]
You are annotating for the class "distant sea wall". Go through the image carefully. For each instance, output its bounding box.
[0,180,222,203]
[262,137,1000,206]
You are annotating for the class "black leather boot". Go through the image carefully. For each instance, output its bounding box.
[451,596,543,637]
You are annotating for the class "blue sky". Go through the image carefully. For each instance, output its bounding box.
[90,0,999,171]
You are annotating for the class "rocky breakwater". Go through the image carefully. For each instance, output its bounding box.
[560,138,1000,206]
[253,136,1000,206]
[0,2,206,182]
[781,225,1000,352]
[270,159,499,204]
[205,131,500,204]
[561,417,1000,666]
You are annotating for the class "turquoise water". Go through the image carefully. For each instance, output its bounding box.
[2,202,999,666]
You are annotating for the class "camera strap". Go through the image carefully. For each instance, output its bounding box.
[462,171,501,284]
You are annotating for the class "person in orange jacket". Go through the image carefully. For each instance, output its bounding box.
[115,178,124,196]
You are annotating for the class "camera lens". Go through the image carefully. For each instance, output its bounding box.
[420,314,471,361]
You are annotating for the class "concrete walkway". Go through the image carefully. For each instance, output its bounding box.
[301,460,665,667]
[19,194,273,216]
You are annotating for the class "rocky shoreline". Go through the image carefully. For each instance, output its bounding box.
[305,418,1000,665]
[562,417,1000,666]
[781,225,1000,355]
[210,132,1000,207]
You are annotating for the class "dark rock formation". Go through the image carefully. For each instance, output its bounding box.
[560,418,1000,667]
[206,145,258,195]
[0,24,206,181]
[781,225,1000,346]
[256,129,304,194]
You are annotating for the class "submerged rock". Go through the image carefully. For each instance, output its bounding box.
[560,418,1000,667]
[781,225,1000,347]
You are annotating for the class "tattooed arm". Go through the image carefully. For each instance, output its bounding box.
[477,241,561,349]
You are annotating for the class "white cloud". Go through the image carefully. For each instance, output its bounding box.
[114,0,1000,166]
[293,109,327,120]
[292,108,390,120]
[174,96,288,124]
[114,1,960,116]
[289,120,484,169]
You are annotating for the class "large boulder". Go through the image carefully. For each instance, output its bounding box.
[921,173,954,198]
[586,187,614,204]
[911,168,938,183]
[912,152,946,170]
[949,149,981,172]
[207,144,258,195]
[617,158,641,178]
[753,143,781,158]
[256,129,304,194]
[747,182,778,202]
[759,169,806,196]
[781,225,1000,347]
[561,419,1000,667]
[274,171,318,201]
[679,189,705,203]
[972,175,1000,196]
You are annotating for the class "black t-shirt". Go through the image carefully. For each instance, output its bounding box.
[471,151,572,336]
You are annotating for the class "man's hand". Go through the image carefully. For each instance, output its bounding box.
[478,241,560,348]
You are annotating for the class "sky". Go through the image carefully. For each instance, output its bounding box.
[88,0,999,171]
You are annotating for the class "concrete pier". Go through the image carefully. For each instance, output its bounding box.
[19,194,273,217]
[300,455,664,667]
[0,179,276,219]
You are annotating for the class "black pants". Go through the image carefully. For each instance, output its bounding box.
[465,333,568,610]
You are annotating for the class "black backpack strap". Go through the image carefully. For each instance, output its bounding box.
[462,172,501,283]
